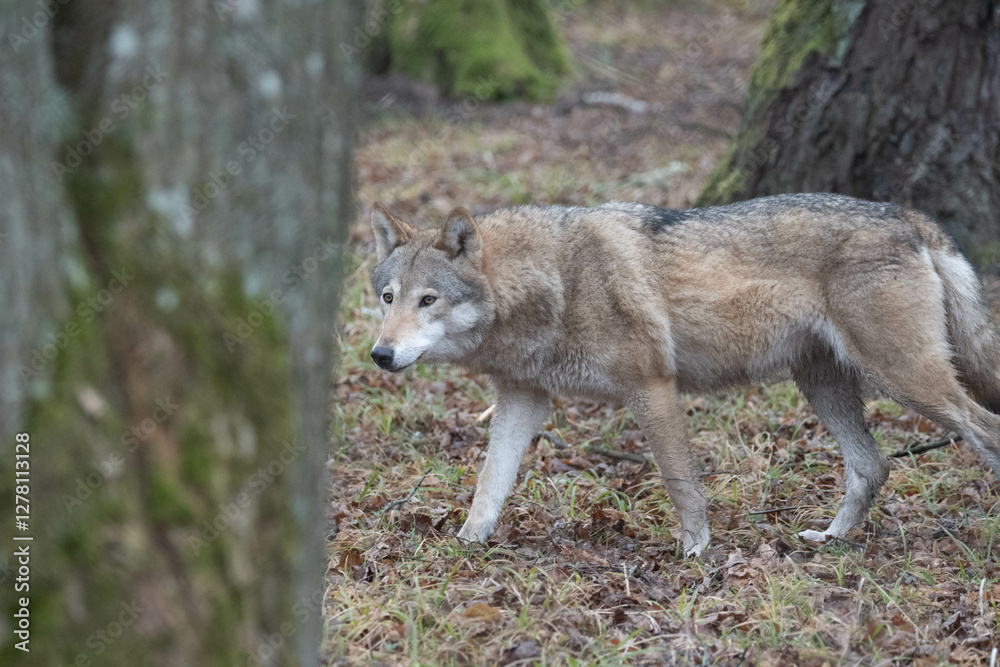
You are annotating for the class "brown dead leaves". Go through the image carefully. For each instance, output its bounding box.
[723,542,789,583]
[463,602,502,623]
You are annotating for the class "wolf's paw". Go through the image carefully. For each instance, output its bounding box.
[798,529,830,543]
[682,525,710,558]
[683,540,708,558]
[457,517,495,544]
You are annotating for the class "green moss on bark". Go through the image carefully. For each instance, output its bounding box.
[389,0,572,100]
[8,132,298,665]
[698,0,866,206]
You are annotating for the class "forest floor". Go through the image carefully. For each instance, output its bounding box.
[326,1,1000,664]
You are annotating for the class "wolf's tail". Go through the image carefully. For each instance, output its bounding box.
[932,248,1000,413]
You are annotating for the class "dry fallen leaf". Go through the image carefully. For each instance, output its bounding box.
[464,602,502,623]
[500,639,541,666]
[724,548,746,570]
[421,474,442,487]
[337,548,363,571]
[758,542,779,571]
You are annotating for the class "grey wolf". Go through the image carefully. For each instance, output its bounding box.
[367,194,1000,556]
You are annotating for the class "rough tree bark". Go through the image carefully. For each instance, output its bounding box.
[699,0,1000,269]
[0,0,361,664]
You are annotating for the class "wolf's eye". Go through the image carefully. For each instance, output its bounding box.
[420,295,436,307]
[382,293,393,304]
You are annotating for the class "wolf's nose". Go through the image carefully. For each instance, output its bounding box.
[371,346,394,369]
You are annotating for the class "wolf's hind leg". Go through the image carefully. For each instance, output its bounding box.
[793,355,889,543]
[630,377,709,557]
[457,387,550,543]
[835,260,1000,479]
[871,354,1000,479]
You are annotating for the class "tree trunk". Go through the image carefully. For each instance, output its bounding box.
[383,0,572,100]
[699,0,1000,270]
[0,0,361,664]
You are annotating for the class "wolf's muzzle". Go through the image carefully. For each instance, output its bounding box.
[371,346,395,370]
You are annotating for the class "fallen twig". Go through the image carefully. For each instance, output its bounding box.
[830,535,866,550]
[381,468,432,514]
[889,434,961,458]
[745,504,820,516]
[585,444,649,465]
[537,430,569,450]
[581,91,649,114]
[476,404,495,423]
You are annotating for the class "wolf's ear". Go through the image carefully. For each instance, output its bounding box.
[371,203,414,261]
[436,207,481,261]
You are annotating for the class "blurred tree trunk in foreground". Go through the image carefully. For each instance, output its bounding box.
[1,0,360,665]
[700,0,1000,270]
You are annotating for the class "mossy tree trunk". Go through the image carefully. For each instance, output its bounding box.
[384,0,572,100]
[699,0,1000,269]
[1,0,361,665]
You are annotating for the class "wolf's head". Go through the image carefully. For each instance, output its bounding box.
[368,203,494,372]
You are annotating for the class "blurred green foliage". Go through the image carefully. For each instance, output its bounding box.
[386,0,573,100]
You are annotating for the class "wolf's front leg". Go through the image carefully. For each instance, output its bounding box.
[457,388,550,543]
[630,377,710,557]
